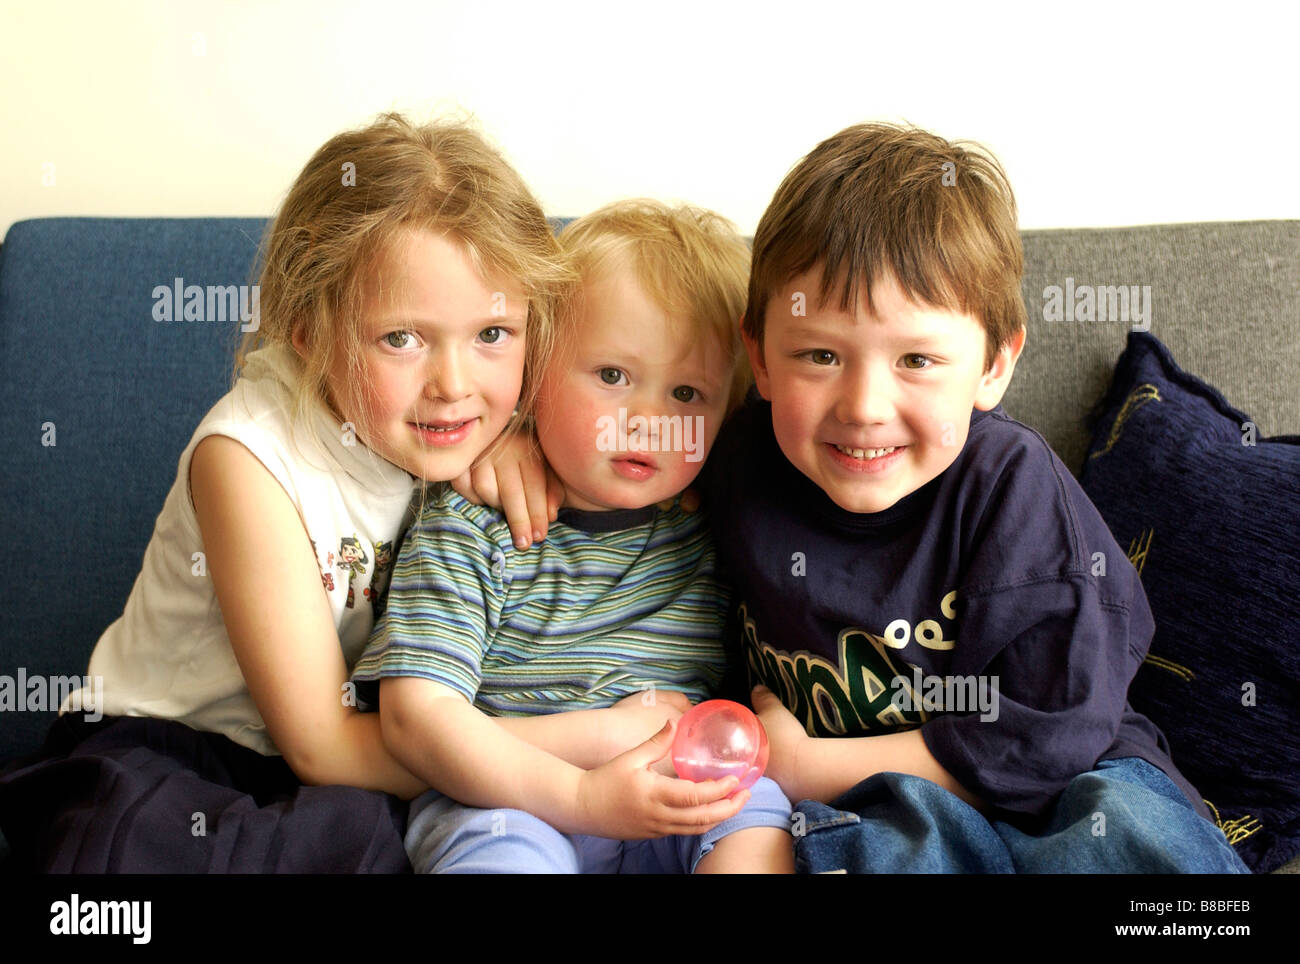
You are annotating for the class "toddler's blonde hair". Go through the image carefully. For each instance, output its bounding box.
[558,199,752,412]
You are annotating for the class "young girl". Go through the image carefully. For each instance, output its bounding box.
[0,113,573,872]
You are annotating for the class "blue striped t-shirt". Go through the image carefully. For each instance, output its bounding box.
[351,486,730,716]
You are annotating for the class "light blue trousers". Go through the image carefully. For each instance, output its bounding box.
[406,775,792,873]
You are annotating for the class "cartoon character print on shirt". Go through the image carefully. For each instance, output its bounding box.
[740,590,959,737]
[366,540,395,617]
[336,535,368,609]
[309,538,335,592]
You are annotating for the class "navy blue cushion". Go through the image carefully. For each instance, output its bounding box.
[1080,331,1300,872]
[0,217,268,765]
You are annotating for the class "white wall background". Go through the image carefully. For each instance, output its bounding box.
[2,0,1296,236]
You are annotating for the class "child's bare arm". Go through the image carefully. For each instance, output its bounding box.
[492,689,692,769]
[380,676,748,838]
[752,685,984,809]
[191,435,426,799]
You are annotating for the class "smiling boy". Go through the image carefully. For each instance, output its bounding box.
[705,123,1248,872]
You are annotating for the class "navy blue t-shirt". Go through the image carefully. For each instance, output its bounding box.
[704,395,1206,823]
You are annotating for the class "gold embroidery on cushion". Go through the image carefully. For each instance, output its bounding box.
[1204,799,1262,844]
[1089,384,1162,460]
[1142,653,1195,681]
[1126,527,1154,576]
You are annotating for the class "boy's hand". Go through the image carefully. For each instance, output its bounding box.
[575,721,749,839]
[453,430,563,548]
[752,685,811,800]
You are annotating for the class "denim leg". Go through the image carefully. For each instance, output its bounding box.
[992,758,1251,874]
[794,772,1014,873]
[793,760,1251,874]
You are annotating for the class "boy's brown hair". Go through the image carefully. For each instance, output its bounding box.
[559,199,752,412]
[743,122,1025,371]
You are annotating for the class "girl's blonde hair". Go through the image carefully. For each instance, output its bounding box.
[237,112,576,438]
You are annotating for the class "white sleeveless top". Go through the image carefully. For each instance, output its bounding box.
[63,345,418,755]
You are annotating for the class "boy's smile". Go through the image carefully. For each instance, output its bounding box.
[745,268,1023,514]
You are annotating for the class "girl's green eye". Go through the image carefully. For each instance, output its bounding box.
[384,331,415,349]
[672,386,697,403]
[480,327,503,344]
[600,368,624,385]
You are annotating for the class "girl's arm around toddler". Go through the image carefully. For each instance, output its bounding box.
[192,436,426,798]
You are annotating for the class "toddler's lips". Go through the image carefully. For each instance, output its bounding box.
[612,455,657,480]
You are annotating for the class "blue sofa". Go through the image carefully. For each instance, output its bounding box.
[2,216,1297,871]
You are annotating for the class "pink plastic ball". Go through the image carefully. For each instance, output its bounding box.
[671,699,770,791]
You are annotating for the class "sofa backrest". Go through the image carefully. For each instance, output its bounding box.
[1,216,1297,764]
[0,218,267,762]
[1007,220,1300,471]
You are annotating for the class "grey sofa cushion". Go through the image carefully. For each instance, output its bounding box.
[1006,221,1300,474]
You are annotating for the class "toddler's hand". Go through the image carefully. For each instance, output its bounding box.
[452,429,563,548]
[575,721,748,839]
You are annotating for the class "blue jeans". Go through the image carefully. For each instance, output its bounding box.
[794,758,1250,874]
[406,775,792,873]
